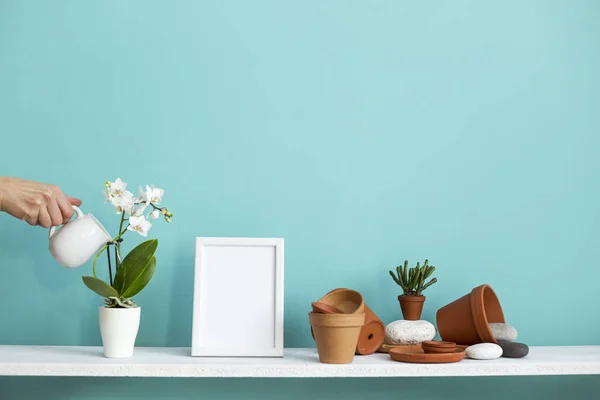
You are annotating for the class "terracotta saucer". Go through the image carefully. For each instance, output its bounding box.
[422,346,457,354]
[311,302,344,314]
[421,340,457,354]
[377,344,422,353]
[422,340,456,348]
[389,348,466,363]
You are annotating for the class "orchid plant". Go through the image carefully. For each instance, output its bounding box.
[81,178,173,308]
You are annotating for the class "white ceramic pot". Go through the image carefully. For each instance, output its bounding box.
[99,306,141,358]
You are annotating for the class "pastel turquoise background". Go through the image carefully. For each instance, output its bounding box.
[1,0,599,399]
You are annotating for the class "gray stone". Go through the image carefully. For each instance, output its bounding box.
[489,322,518,342]
[498,340,529,358]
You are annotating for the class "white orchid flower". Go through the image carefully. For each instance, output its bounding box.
[144,184,164,204]
[127,215,152,237]
[137,185,147,203]
[108,178,127,197]
[103,189,112,203]
[129,203,147,217]
[148,210,160,219]
[112,191,135,214]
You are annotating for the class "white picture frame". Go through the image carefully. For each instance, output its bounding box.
[191,237,284,357]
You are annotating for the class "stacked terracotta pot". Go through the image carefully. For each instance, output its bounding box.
[308,288,385,364]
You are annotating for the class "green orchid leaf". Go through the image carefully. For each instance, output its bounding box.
[82,276,119,298]
[121,255,156,298]
[113,239,158,295]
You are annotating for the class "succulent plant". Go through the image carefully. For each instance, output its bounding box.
[389,259,437,296]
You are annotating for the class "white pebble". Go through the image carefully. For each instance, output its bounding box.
[489,322,518,342]
[384,320,436,345]
[466,343,503,360]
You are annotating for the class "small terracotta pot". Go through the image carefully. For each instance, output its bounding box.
[436,284,506,345]
[398,295,425,320]
[319,288,364,314]
[309,312,365,364]
[355,304,385,355]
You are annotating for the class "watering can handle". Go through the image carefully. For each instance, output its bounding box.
[48,205,85,239]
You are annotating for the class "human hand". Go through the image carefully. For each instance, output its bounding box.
[0,177,82,228]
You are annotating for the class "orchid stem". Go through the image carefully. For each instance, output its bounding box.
[106,245,113,286]
[90,225,129,279]
[114,242,119,271]
[116,213,126,267]
[92,244,108,278]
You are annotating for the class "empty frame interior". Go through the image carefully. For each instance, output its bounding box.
[192,238,283,357]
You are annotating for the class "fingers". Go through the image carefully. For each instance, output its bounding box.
[47,198,64,226]
[0,178,83,228]
[37,207,52,228]
[23,208,39,226]
[56,194,74,223]
[67,196,82,206]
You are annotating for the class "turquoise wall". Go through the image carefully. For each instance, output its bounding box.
[1,0,599,398]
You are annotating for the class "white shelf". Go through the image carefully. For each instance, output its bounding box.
[0,345,599,378]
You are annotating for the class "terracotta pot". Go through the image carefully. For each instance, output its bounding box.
[355,304,385,356]
[319,288,364,314]
[435,284,506,345]
[309,312,365,364]
[311,288,384,355]
[398,295,425,320]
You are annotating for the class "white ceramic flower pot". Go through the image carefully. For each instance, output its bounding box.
[99,306,141,358]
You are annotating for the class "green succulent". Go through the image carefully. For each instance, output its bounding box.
[389,259,437,296]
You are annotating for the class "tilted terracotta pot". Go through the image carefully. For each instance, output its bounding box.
[398,295,425,320]
[309,312,365,364]
[318,288,364,314]
[311,302,344,314]
[436,284,506,345]
[356,304,385,355]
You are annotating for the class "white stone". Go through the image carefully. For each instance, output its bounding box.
[489,322,518,342]
[466,343,503,360]
[384,320,436,345]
